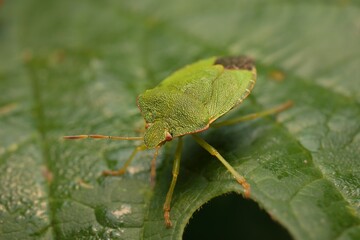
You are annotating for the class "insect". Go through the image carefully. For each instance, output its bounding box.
[64,56,292,227]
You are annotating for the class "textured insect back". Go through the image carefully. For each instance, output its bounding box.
[203,56,257,122]
[137,83,211,142]
[215,56,256,106]
[158,57,218,88]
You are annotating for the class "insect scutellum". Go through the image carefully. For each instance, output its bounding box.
[64,56,293,228]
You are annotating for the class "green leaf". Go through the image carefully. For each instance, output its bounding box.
[1,1,359,239]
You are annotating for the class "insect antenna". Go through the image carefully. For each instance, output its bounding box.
[63,134,143,141]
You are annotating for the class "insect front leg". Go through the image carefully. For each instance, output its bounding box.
[192,135,250,197]
[103,145,147,176]
[163,137,183,228]
[150,146,161,187]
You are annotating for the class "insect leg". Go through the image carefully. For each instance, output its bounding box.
[150,146,161,187]
[103,145,147,176]
[211,100,293,128]
[192,135,250,197]
[163,137,183,228]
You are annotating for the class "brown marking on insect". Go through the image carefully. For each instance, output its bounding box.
[214,56,254,70]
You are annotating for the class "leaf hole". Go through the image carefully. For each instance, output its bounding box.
[183,193,292,240]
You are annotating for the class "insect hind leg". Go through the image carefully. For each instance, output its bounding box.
[192,135,250,197]
[211,100,293,128]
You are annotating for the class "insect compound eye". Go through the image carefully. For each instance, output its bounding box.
[165,131,173,141]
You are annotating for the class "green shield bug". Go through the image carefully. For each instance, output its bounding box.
[64,56,292,227]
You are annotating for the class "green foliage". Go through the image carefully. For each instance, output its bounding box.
[0,0,359,239]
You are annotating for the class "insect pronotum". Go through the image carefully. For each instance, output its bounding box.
[64,56,292,227]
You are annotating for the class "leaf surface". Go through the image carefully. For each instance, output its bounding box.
[0,1,359,239]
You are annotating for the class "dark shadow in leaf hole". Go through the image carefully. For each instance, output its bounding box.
[183,193,292,240]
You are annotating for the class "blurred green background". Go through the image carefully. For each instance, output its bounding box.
[1,1,359,239]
